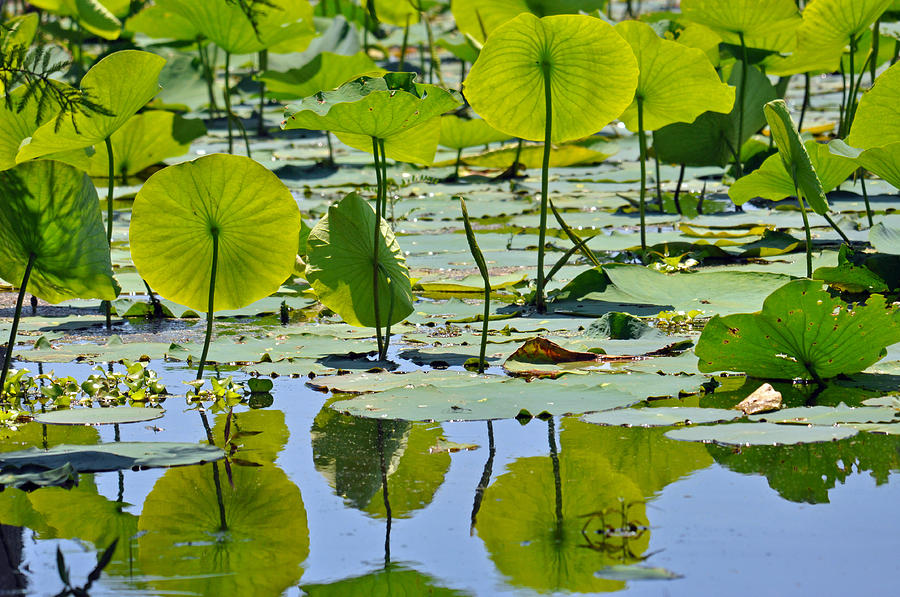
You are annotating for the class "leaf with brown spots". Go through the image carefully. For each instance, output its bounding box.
[695,280,900,380]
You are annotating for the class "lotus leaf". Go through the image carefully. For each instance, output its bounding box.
[159,0,314,55]
[870,218,900,254]
[124,1,200,40]
[666,422,857,446]
[283,72,461,145]
[681,0,800,49]
[615,20,734,132]
[848,62,900,149]
[765,99,828,215]
[439,115,512,150]
[463,13,638,143]
[653,62,776,167]
[260,51,383,99]
[33,407,164,426]
[801,0,892,48]
[80,111,206,178]
[829,139,900,189]
[730,140,857,206]
[303,566,464,596]
[361,0,419,27]
[130,154,301,312]
[452,0,608,43]
[0,85,62,171]
[749,404,899,425]
[305,192,414,328]
[695,279,900,380]
[138,463,308,595]
[16,50,166,162]
[0,442,224,473]
[582,407,742,427]
[0,160,117,303]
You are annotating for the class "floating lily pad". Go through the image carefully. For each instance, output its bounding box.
[583,407,742,428]
[749,404,899,425]
[665,422,857,446]
[0,442,224,473]
[33,407,164,426]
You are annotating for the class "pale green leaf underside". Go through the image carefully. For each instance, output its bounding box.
[848,61,900,149]
[305,193,414,328]
[695,279,900,380]
[764,99,828,214]
[82,111,206,177]
[681,0,800,47]
[829,139,900,190]
[0,86,60,171]
[124,1,200,40]
[130,154,301,312]
[439,115,512,150]
[463,13,638,143]
[335,117,443,164]
[801,0,892,47]
[0,160,117,303]
[730,140,857,205]
[260,52,383,99]
[17,50,165,161]
[616,20,734,132]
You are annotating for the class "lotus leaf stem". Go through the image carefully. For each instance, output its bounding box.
[871,18,880,85]
[469,420,495,532]
[0,252,35,398]
[794,178,813,278]
[378,138,388,221]
[399,14,410,72]
[654,147,663,212]
[377,420,392,567]
[547,418,563,540]
[822,213,851,245]
[673,163,685,215]
[196,231,219,380]
[257,50,268,137]
[104,135,115,329]
[735,33,748,179]
[371,136,384,360]
[860,171,873,226]
[534,60,553,313]
[637,97,648,252]
[454,148,462,180]
[799,73,810,132]
[224,52,234,153]
[460,197,490,373]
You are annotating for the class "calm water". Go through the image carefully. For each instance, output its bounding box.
[1,356,898,597]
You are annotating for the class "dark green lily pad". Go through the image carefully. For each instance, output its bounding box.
[583,407,742,428]
[666,422,858,446]
[33,407,164,426]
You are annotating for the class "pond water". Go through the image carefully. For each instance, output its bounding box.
[2,353,899,596]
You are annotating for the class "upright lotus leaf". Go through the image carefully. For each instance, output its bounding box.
[730,140,858,206]
[653,61,776,168]
[138,463,309,596]
[16,51,165,162]
[124,1,201,40]
[334,117,444,164]
[765,99,832,276]
[130,154,300,312]
[305,192,414,328]
[160,0,315,55]
[464,14,638,143]
[616,21,734,132]
[0,13,38,51]
[282,73,462,145]
[259,51,383,99]
[452,0,608,43]
[830,140,900,190]
[0,160,116,303]
[847,62,900,149]
[439,115,512,150]
[615,20,733,250]
[30,0,123,39]
[464,13,636,311]
[0,85,62,171]
[681,0,801,49]
[696,279,900,380]
[802,0,892,47]
[80,111,206,178]
[362,0,419,26]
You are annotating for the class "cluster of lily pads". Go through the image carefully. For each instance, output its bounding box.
[1,0,900,492]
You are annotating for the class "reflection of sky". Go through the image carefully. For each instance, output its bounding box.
[9,363,900,596]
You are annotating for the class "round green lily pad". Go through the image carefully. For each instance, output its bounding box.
[33,407,164,426]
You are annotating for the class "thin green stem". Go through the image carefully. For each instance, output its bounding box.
[654,144,663,213]
[326,132,334,165]
[257,49,267,137]
[637,98,648,252]
[822,212,850,245]
[535,61,552,314]
[0,253,35,398]
[104,136,114,329]
[224,52,234,153]
[871,18,880,85]
[379,138,388,221]
[798,73,810,132]
[198,42,218,118]
[196,231,219,380]
[795,178,813,278]
[420,4,445,88]
[860,170,873,227]
[454,148,462,180]
[399,14,410,72]
[381,271,394,361]
[839,60,847,134]
[371,136,384,360]
[673,163,685,215]
[735,33,748,179]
